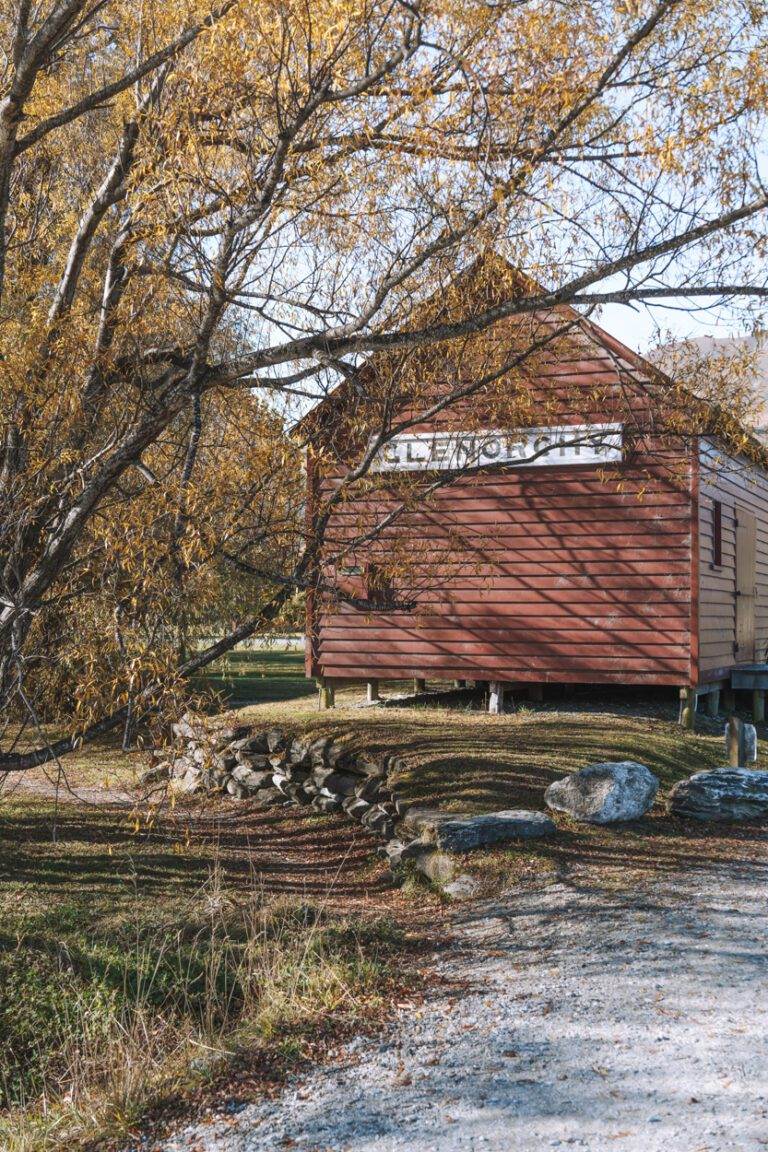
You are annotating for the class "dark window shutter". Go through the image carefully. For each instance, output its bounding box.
[366,563,393,608]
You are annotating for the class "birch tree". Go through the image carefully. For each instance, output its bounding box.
[1,0,768,768]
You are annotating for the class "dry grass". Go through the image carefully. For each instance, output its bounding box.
[3,662,765,1148]
[0,686,429,1152]
[0,853,406,1152]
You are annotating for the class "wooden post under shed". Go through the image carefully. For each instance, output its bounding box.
[726,715,745,767]
[318,678,335,710]
[679,687,696,731]
[488,681,505,714]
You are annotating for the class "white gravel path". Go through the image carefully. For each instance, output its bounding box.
[160,860,768,1152]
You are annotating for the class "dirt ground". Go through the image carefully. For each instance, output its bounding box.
[5,682,768,1152]
[155,848,768,1152]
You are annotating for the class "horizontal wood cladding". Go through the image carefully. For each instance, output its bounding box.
[321,621,689,639]
[321,652,688,671]
[306,306,698,686]
[698,440,768,677]
[315,453,693,684]
[321,640,689,660]
[315,669,685,685]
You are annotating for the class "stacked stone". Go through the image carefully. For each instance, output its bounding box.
[146,716,403,842]
[145,715,273,798]
[145,714,563,900]
[274,736,401,839]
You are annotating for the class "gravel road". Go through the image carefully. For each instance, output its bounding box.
[160,858,768,1152]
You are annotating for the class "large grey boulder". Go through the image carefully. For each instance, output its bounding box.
[545,761,658,824]
[401,807,556,851]
[668,768,768,821]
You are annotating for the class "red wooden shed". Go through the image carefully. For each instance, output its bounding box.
[302,266,768,724]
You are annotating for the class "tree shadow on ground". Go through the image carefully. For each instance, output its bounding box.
[0,795,393,913]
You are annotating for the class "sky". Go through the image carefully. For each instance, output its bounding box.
[599,299,760,356]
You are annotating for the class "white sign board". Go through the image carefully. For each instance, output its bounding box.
[369,423,623,473]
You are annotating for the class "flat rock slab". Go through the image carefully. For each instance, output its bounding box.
[668,767,768,821]
[402,807,555,851]
[545,760,658,824]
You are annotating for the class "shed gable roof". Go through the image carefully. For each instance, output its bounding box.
[295,253,767,470]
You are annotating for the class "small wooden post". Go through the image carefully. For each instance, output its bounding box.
[706,688,720,718]
[679,686,696,730]
[413,677,426,694]
[318,678,335,710]
[366,679,379,704]
[726,714,745,767]
[753,690,765,724]
[488,680,505,714]
[529,684,544,703]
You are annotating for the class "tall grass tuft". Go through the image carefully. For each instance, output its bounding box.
[0,869,397,1152]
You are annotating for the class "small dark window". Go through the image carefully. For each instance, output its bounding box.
[366,563,393,608]
[712,500,722,567]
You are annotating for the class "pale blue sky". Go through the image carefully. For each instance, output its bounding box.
[600,300,755,355]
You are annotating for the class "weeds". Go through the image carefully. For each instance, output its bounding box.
[0,868,398,1152]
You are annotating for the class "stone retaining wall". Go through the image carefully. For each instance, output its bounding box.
[152,715,764,898]
[145,715,409,855]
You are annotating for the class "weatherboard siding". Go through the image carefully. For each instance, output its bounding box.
[305,313,703,687]
[312,451,693,686]
[698,440,768,679]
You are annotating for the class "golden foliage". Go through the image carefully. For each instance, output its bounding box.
[0,0,767,755]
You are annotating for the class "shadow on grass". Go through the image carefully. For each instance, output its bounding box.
[233,692,768,880]
[502,812,768,882]
[191,650,316,706]
[267,708,724,805]
[0,794,391,911]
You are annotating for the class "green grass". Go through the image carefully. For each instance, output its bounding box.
[0,793,411,1151]
[192,649,315,704]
